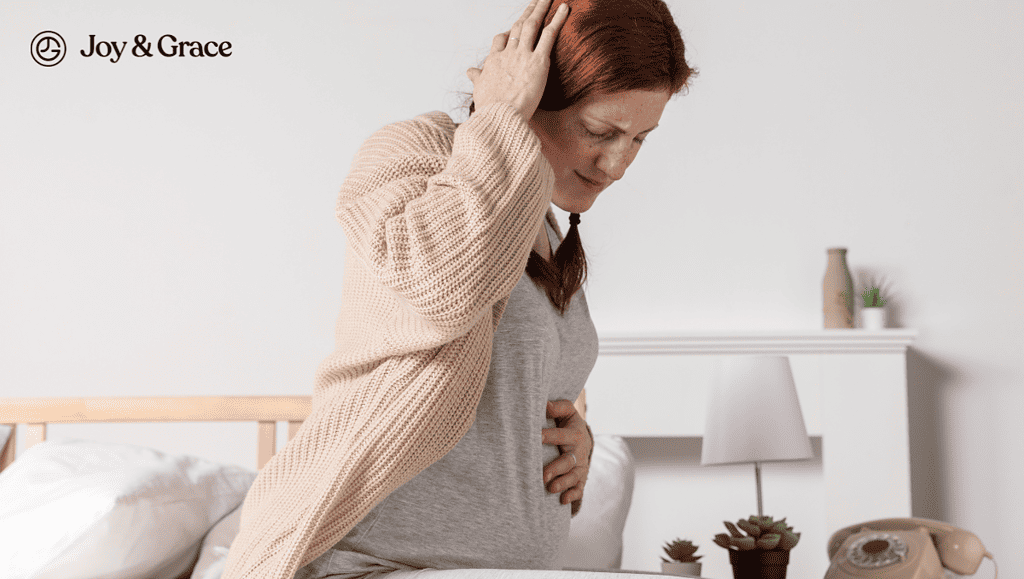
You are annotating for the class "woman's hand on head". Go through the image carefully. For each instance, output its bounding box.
[542,398,592,509]
[466,0,570,122]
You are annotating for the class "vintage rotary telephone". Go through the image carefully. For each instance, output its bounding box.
[824,517,997,578]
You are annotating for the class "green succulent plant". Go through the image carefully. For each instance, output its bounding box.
[857,273,895,308]
[713,516,800,552]
[660,538,702,563]
[861,286,887,308]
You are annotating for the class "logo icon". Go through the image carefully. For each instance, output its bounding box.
[32,31,66,67]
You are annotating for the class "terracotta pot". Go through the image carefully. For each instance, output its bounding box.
[661,561,702,577]
[728,549,790,579]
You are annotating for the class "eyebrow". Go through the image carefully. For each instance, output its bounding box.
[589,119,660,134]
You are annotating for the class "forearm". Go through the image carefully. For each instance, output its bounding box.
[336,102,554,334]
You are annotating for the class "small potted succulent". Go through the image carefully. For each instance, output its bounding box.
[860,285,888,329]
[660,538,703,577]
[856,274,895,330]
[714,516,800,579]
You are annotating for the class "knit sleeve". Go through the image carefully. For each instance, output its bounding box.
[335,101,554,337]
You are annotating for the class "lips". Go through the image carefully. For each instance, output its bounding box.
[575,171,607,188]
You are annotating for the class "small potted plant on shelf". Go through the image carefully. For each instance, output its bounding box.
[860,286,888,329]
[856,273,895,330]
[660,538,703,577]
[714,516,800,579]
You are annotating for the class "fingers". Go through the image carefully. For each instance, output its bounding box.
[545,448,586,477]
[546,455,587,505]
[541,397,590,504]
[508,0,567,52]
[508,0,543,48]
[545,468,580,493]
[546,399,577,419]
[535,3,570,55]
[544,448,582,479]
[489,31,509,54]
[561,480,584,505]
[518,0,540,21]
[541,428,579,447]
[515,0,551,51]
[562,487,583,505]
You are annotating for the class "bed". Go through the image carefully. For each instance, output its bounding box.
[0,393,685,579]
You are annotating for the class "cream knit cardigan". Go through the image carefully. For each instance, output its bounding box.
[221,102,558,579]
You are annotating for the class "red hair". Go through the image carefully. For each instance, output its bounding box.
[465,0,698,314]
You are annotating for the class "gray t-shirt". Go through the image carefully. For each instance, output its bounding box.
[296,218,599,579]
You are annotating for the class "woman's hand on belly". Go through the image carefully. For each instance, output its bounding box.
[541,399,593,506]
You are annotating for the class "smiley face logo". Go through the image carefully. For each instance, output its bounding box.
[32,31,66,67]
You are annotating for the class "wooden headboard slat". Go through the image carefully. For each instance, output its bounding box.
[0,396,312,424]
[0,390,586,473]
[0,425,16,471]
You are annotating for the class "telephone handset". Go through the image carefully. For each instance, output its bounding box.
[825,517,997,578]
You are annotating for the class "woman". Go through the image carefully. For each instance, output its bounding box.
[222,1,695,578]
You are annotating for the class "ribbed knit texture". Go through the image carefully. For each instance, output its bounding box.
[220,101,555,579]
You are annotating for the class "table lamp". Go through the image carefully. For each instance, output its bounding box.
[700,355,813,516]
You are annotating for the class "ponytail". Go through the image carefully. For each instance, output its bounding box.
[525,213,587,315]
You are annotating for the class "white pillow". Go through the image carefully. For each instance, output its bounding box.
[190,502,243,579]
[188,434,638,578]
[0,439,256,579]
[553,434,636,570]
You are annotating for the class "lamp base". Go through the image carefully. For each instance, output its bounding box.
[728,549,789,579]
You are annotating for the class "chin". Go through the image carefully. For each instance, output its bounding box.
[552,176,603,213]
[553,199,596,214]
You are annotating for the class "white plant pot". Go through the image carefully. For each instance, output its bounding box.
[661,561,702,577]
[860,307,887,329]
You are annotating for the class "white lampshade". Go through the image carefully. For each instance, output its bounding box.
[701,355,812,466]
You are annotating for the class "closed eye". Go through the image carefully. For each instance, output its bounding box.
[585,128,647,145]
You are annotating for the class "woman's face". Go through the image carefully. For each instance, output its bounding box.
[529,89,671,214]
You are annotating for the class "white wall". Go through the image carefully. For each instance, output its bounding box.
[1,1,1020,578]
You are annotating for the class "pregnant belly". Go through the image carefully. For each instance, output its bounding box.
[337,434,571,570]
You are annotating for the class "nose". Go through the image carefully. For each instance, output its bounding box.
[595,147,630,183]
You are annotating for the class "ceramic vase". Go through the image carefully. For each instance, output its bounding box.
[823,248,854,328]
[860,307,887,329]
[661,561,702,577]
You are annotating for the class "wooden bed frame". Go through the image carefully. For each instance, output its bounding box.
[0,391,586,473]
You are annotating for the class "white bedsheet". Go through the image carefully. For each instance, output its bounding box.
[387,570,689,579]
